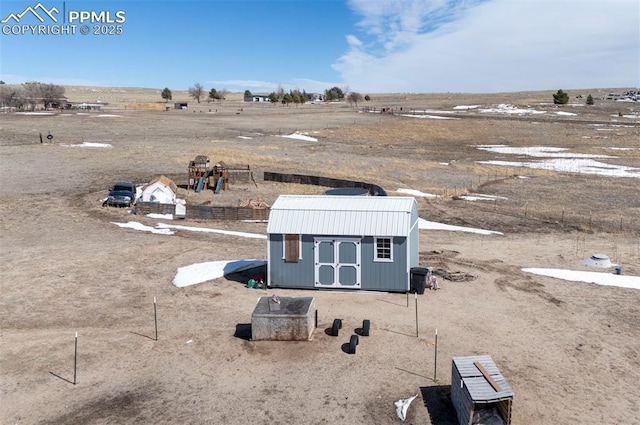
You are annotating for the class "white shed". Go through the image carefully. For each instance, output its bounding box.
[141,175,178,204]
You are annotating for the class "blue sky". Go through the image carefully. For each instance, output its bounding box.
[1,0,638,93]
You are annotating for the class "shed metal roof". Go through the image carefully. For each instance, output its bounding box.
[266,195,417,236]
[452,355,514,402]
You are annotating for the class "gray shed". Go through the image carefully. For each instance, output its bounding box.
[451,355,514,425]
[266,195,419,292]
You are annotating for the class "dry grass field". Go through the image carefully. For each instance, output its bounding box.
[1,86,639,425]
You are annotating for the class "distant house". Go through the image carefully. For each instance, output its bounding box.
[141,175,178,204]
[244,95,271,103]
[266,195,419,292]
[174,102,188,109]
[306,93,324,103]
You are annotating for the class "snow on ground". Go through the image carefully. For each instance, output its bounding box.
[480,104,545,115]
[523,268,640,290]
[155,223,266,239]
[458,193,508,201]
[418,218,503,235]
[93,114,122,118]
[479,158,640,178]
[475,145,613,159]
[112,193,635,292]
[112,221,174,235]
[475,145,640,178]
[61,142,113,148]
[453,105,480,110]
[237,136,252,140]
[396,188,437,198]
[147,213,173,220]
[282,133,317,142]
[555,111,577,116]
[173,259,267,287]
[16,112,55,116]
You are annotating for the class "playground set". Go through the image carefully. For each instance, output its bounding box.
[187,156,256,194]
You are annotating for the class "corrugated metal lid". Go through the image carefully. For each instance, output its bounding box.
[453,355,514,401]
[267,195,417,236]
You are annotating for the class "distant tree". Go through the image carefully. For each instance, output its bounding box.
[188,83,205,103]
[39,83,65,108]
[0,81,5,84]
[244,90,252,97]
[208,88,218,102]
[276,85,285,102]
[268,92,278,103]
[586,94,594,105]
[161,87,172,102]
[347,92,363,107]
[324,86,344,101]
[553,89,569,105]
[364,94,371,101]
[290,89,305,106]
[282,93,293,105]
[217,89,229,103]
[0,84,25,108]
[23,82,41,110]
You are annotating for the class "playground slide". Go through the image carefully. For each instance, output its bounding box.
[195,177,204,193]
[214,177,224,194]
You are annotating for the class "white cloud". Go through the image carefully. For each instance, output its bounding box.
[337,0,640,93]
[346,34,363,47]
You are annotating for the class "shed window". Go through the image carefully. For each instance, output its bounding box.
[284,234,300,262]
[375,238,393,262]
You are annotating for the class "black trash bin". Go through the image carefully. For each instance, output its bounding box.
[410,267,429,294]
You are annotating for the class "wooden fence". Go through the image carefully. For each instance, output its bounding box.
[136,202,269,221]
[263,171,386,196]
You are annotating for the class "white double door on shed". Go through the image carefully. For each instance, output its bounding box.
[314,237,361,288]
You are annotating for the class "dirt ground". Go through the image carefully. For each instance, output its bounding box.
[1,88,639,425]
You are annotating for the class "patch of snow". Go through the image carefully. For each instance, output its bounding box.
[16,112,55,116]
[93,114,122,118]
[237,136,252,140]
[453,105,480,110]
[478,158,640,178]
[282,133,317,142]
[458,193,508,201]
[480,104,545,115]
[61,142,113,148]
[147,213,173,220]
[522,268,640,290]
[112,221,174,235]
[439,162,450,166]
[173,259,267,287]
[156,223,266,239]
[396,188,437,198]
[418,218,502,235]
[475,145,613,159]
[555,111,577,116]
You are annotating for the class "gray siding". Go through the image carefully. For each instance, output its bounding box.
[268,234,316,289]
[269,234,410,291]
[360,236,408,292]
